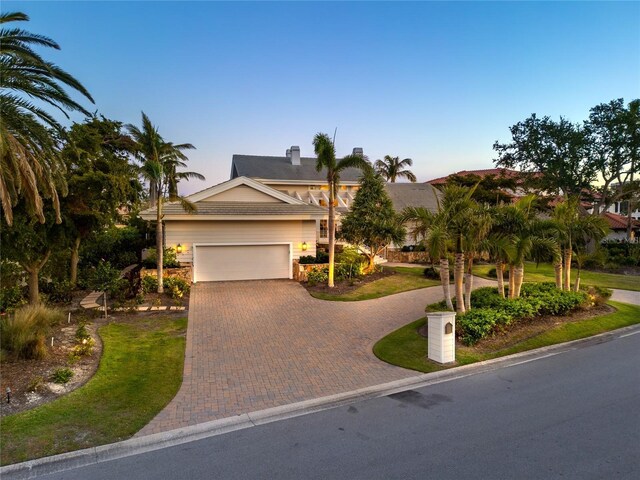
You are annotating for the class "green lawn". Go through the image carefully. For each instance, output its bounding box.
[473,262,640,291]
[310,266,440,301]
[373,301,640,374]
[0,315,187,466]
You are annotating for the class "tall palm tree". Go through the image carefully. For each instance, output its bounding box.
[552,196,609,291]
[313,133,369,287]
[403,206,454,310]
[374,155,417,182]
[0,12,93,225]
[127,112,203,293]
[463,203,492,310]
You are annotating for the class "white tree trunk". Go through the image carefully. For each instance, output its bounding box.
[513,264,525,298]
[554,259,563,290]
[454,253,465,314]
[440,258,453,311]
[496,261,505,299]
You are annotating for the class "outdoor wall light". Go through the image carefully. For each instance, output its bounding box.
[302,242,308,251]
[176,243,183,254]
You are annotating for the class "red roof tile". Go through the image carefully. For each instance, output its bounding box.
[426,168,532,185]
[602,212,640,230]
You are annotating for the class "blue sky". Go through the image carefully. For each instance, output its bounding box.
[6,1,640,192]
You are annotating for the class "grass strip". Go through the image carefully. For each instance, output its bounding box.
[0,316,187,465]
[373,301,640,374]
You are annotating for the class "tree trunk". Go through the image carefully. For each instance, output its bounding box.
[454,253,465,314]
[627,208,634,242]
[103,291,108,318]
[464,256,473,311]
[553,259,563,290]
[156,197,164,294]
[327,183,336,288]
[574,270,581,292]
[563,248,572,291]
[366,253,376,273]
[70,235,81,287]
[440,258,453,311]
[496,260,505,299]
[22,250,51,305]
[513,263,525,298]
[508,264,515,299]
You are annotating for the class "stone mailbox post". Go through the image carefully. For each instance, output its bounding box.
[427,311,456,364]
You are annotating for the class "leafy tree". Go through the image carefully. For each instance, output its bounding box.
[127,112,203,293]
[60,116,142,286]
[1,200,67,304]
[374,155,417,182]
[0,12,93,225]
[445,172,517,205]
[585,98,640,215]
[339,170,406,272]
[313,133,369,287]
[462,203,492,310]
[494,114,596,197]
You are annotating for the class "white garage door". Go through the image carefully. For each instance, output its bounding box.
[195,244,290,282]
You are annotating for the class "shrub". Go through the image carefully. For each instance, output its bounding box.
[423,266,453,281]
[142,247,180,269]
[486,267,509,279]
[0,305,65,359]
[70,337,95,359]
[51,367,74,384]
[469,287,504,309]
[141,275,158,294]
[307,267,328,286]
[457,309,513,346]
[0,285,26,313]
[39,279,73,304]
[315,250,329,263]
[75,323,90,341]
[298,255,317,265]
[581,285,612,306]
[27,376,45,392]
[80,226,144,270]
[164,277,190,301]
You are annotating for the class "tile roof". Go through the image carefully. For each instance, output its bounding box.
[231,155,364,183]
[384,183,441,213]
[602,212,640,230]
[426,168,530,185]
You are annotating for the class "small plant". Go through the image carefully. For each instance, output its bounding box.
[0,285,26,313]
[141,275,158,294]
[307,267,328,286]
[163,277,190,300]
[75,323,90,341]
[51,367,74,384]
[27,375,45,392]
[70,337,95,359]
[0,305,65,359]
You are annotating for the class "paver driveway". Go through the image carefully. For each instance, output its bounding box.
[138,278,495,435]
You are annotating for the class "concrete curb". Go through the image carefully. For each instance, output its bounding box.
[3,322,640,479]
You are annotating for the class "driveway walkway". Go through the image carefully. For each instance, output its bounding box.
[138,278,495,435]
[611,288,640,305]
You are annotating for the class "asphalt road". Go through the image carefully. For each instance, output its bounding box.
[38,330,640,480]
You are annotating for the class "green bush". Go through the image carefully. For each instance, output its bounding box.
[0,285,26,313]
[142,247,180,269]
[423,266,453,281]
[0,305,65,359]
[307,267,328,286]
[164,277,190,301]
[75,323,90,341]
[70,337,95,359]
[315,250,329,263]
[39,279,73,304]
[457,309,513,346]
[80,226,144,270]
[141,275,158,294]
[298,255,317,265]
[51,367,74,384]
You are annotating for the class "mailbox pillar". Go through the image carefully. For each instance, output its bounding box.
[427,311,456,364]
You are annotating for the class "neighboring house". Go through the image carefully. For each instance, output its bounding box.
[384,183,441,247]
[601,212,640,243]
[139,176,325,282]
[230,146,365,245]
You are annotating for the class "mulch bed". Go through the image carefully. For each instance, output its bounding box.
[417,304,615,353]
[303,269,395,296]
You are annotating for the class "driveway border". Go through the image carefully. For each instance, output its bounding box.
[3,322,640,480]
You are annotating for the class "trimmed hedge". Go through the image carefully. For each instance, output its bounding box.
[456,283,589,345]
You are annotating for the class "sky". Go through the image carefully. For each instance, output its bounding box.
[5,1,640,193]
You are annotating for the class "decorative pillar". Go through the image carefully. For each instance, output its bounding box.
[427,311,456,364]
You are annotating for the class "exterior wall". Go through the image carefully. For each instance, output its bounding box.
[199,185,282,203]
[604,230,638,243]
[165,220,317,263]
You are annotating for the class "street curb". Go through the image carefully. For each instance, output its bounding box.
[2,322,640,479]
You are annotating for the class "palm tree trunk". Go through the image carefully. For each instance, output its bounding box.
[454,253,465,314]
[440,258,453,311]
[513,263,525,298]
[574,270,581,292]
[508,264,515,299]
[70,235,81,287]
[496,260,505,299]
[464,256,473,311]
[156,195,164,294]
[554,258,563,290]
[327,183,336,288]
[563,247,572,291]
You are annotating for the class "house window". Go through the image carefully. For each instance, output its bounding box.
[320,220,328,238]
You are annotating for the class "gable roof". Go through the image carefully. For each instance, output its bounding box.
[187,176,305,204]
[384,183,440,213]
[231,155,364,183]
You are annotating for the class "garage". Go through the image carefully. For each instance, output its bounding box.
[194,244,291,282]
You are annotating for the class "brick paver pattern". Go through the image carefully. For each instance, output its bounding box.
[138,278,495,435]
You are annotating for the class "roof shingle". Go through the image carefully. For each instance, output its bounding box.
[231,155,364,183]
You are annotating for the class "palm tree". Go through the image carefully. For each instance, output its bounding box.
[403,206,454,310]
[0,12,94,225]
[374,155,417,182]
[482,231,514,299]
[127,112,203,293]
[552,196,609,291]
[463,203,492,310]
[313,133,369,287]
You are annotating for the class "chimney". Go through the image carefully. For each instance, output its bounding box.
[286,148,291,158]
[353,147,364,157]
[290,145,301,165]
